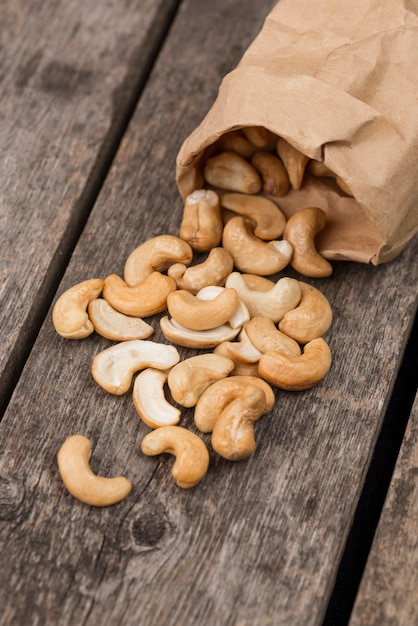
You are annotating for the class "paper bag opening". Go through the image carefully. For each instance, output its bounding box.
[176,0,418,265]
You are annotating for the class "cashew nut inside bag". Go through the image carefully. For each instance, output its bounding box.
[176,0,418,265]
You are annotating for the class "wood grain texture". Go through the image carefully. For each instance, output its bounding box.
[0,1,417,626]
[348,391,418,626]
[0,0,180,406]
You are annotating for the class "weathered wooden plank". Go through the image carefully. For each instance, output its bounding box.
[348,390,418,626]
[0,2,417,626]
[0,0,180,409]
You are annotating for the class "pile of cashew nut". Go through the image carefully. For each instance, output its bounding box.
[54,126,336,506]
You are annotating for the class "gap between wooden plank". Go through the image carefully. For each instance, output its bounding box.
[322,306,418,626]
[0,0,182,420]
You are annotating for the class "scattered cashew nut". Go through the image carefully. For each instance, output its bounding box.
[132,368,181,428]
[52,278,104,339]
[141,426,210,488]
[167,353,234,407]
[222,216,293,275]
[283,207,333,277]
[276,137,309,190]
[179,189,223,251]
[160,316,241,348]
[225,272,301,322]
[57,435,132,506]
[278,281,333,343]
[92,339,180,395]
[88,298,154,341]
[246,316,302,357]
[102,272,176,317]
[251,151,290,197]
[166,287,239,331]
[124,234,193,286]
[258,337,332,390]
[168,247,234,294]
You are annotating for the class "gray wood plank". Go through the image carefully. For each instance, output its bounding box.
[0,0,180,408]
[0,2,417,626]
[348,391,418,626]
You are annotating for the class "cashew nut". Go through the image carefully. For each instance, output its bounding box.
[258,337,332,390]
[168,247,234,294]
[217,130,257,160]
[166,288,239,331]
[283,207,333,277]
[57,435,132,506]
[203,151,262,194]
[102,272,176,317]
[242,126,276,149]
[211,385,267,460]
[194,375,275,433]
[222,216,293,275]
[167,353,234,407]
[306,159,335,178]
[221,192,287,240]
[276,137,309,190]
[278,281,333,343]
[195,285,250,329]
[251,151,290,197]
[225,272,301,323]
[245,316,301,357]
[88,298,154,341]
[92,339,180,395]
[52,278,104,339]
[242,274,275,292]
[132,368,181,428]
[124,235,193,287]
[141,426,210,488]
[160,316,240,348]
[214,326,263,366]
[179,189,223,252]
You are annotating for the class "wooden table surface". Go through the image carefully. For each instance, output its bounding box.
[0,1,417,625]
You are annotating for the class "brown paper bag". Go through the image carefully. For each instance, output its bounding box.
[176,0,418,264]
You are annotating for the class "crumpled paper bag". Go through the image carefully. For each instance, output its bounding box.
[176,0,418,264]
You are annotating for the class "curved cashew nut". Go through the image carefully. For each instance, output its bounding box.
[283,207,333,277]
[141,426,210,488]
[258,337,332,390]
[166,288,239,331]
[221,192,286,240]
[276,137,309,190]
[57,435,132,506]
[211,385,267,460]
[214,326,263,365]
[88,298,154,341]
[168,247,234,294]
[245,316,301,357]
[194,375,275,433]
[167,353,234,407]
[52,278,104,339]
[222,216,292,275]
[124,235,193,287]
[179,189,223,252]
[203,151,262,194]
[160,316,240,348]
[103,272,176,317]
[307,159,335,178]
[133,368,181,428]
[278,281,333,344]
[250,151,290,197]
[225,272,301,323]
[92,339,180,395]
[195,285,250,329]
[217,130,257,160]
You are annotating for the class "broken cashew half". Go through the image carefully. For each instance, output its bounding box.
[283,207,333,278]
[133,368,181,428]
[124,235,193,286]
[52,278,104,339]
[222,216,292,275]
[141,426,210,488]
[258,337,332,390]
[92,339,180,395]
[57,435,132,506]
